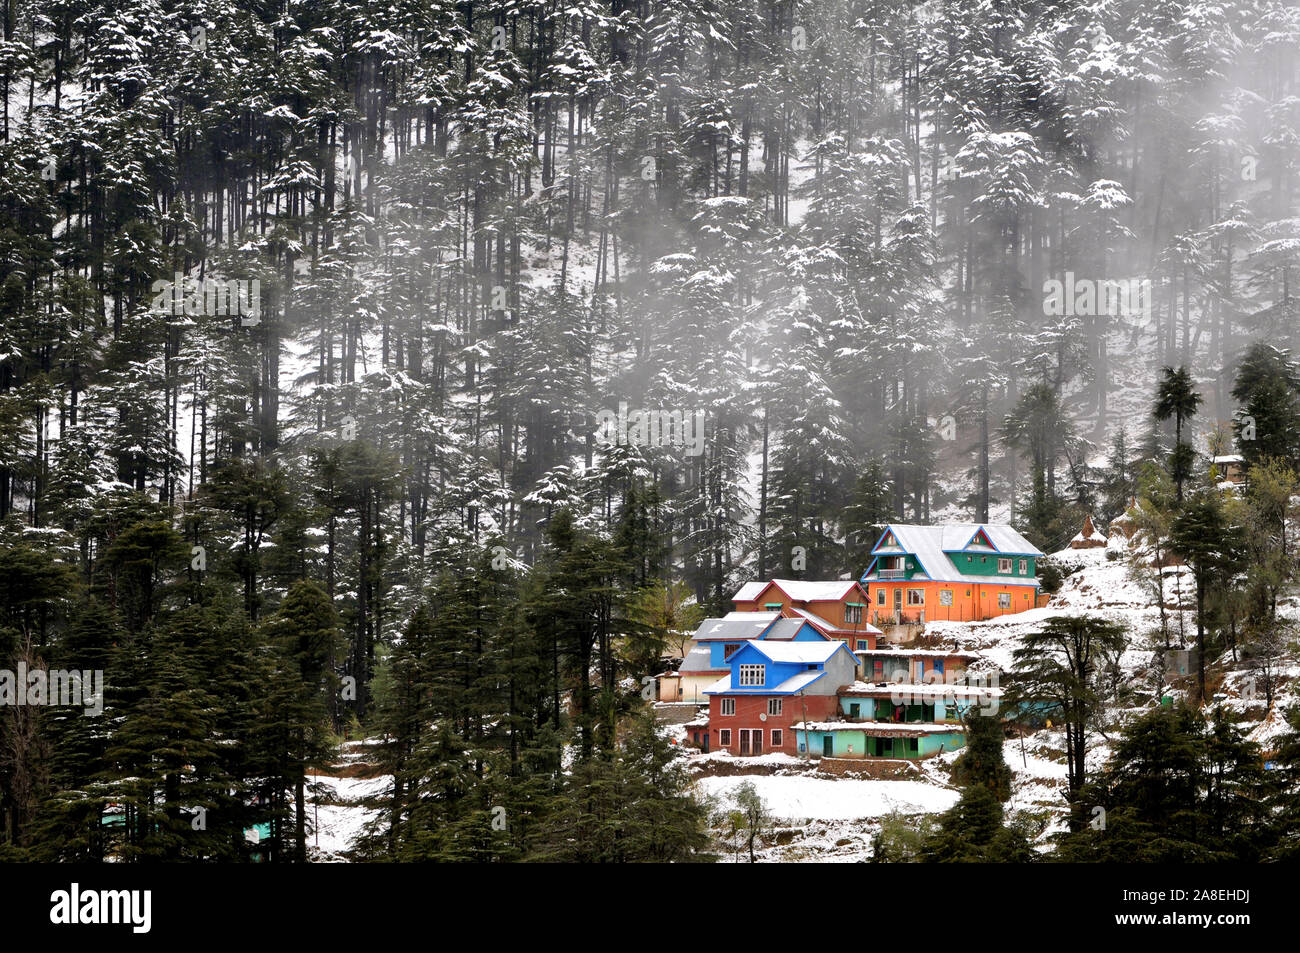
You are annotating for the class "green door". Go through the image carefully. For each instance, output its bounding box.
[822,735,834,757]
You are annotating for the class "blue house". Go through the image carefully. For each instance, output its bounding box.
[697,639,858,756]
[671,614,829,703]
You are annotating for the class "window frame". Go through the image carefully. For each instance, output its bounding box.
[767,698,783,716]
[998,557,1013,573]
[998,592,1011,609]
[938,589,954,607]
[719,697,736,716]
[906,588,925,606]
[771,729,783,748]
[719,729,731,747]
[738,664,765,687]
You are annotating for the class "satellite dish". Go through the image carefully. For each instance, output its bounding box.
[759,712,768,722]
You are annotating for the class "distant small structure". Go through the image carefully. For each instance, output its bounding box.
[1212,454,1245,486]
[1108,498,1140,541]
[1069,514,1108,549]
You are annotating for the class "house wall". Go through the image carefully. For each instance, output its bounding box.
[796,728,966,759]
[734,589,870,628]
[839,694,992,724]
[821,647,859,694]
[945,553,1036,578]
[710,693,839,755]
[856,653,970,683]
[866,580,1038,622]
[680,672,725,703]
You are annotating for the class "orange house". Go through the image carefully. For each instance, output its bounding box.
[859,524,1044,624]
[732,579,881,651]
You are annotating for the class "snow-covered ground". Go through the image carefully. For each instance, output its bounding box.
[696,775,958,821]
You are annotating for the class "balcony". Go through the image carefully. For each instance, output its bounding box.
[878,569,907,580]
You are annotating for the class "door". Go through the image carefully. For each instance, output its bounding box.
[739,729,751,755]
[893,588,902,613]
[822,735,834,757]
[752,731,763,755]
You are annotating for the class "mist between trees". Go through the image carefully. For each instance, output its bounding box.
[0,0,1297,861]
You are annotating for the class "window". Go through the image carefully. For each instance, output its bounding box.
[849,703,860,718]
[998,592,1011,609]
[767,698,783,716]
[907,589,925,606]
[739,664,765,687]
[981,555,988,563]
[939,589,954,607]
[764,602,782,610]
[908,737,919,753]
[856,639,867,650]
[771,729,783,748]
[1020,559,1028,574]
[719,729,731,746]
[845,604,864,624]
[998,558,1013,573]
[876,589,887,606]
[723,642,742,660]
[720,698,735,716]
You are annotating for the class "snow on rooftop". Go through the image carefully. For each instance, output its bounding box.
[749,640,847,663]
[766,578,862,601]
[865,523,1044,584]
[692,616,778,641]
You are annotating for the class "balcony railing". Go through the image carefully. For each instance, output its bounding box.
[878,569,907,580]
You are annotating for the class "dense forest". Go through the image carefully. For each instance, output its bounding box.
[1,0,1299,861]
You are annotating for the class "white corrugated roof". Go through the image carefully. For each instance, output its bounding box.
[691,616,779,642]
[768,579,862,601]
[866,524,1043,584]
[722,611,783,622]
[748,640,847,664]
[733,581,767,601]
